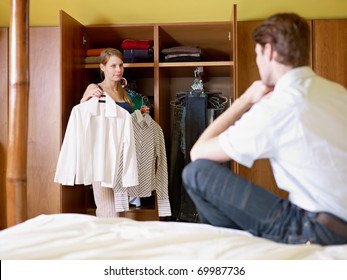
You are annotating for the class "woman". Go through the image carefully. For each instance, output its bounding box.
[81,48,147,217]
[81,48,133,113]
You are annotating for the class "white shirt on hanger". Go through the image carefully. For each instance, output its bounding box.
[54,93,138,189]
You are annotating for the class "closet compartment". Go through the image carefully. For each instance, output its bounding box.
[158,22,233,62]
[156,18,236,221]
[160,65,233,221]
[156,20,235,146]
[83,24,156,113]
[158,66,232,142]
[84,24,154,51]
[156,21,235,139]
[82,25,158,218]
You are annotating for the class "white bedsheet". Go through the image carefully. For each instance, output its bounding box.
[0,213,346,259]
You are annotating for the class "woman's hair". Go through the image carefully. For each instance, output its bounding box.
[99,48,133,106]
[252,13,310,67]
[99,48,124,66]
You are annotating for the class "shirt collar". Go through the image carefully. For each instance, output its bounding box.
[134,110,152,127]
[274,66,315,92]
[87,93,119,117]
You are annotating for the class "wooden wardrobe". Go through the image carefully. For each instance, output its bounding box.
[3,5,238,223]
[2,6,347,227]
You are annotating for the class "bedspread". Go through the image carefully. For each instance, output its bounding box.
[0,214,346,260]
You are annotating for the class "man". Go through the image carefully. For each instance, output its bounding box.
[182,13,347,245]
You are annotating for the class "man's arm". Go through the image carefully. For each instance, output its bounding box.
[190,81,272,162]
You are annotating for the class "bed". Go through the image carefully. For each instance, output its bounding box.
[1,213,346,260]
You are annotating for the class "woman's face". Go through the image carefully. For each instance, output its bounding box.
[101,55,124,82]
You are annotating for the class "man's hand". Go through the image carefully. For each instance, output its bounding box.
[240,81,273,105]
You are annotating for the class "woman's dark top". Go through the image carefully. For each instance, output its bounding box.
[97,84,133,114]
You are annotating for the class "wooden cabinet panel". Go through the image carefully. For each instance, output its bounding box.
[60,10,86,135]
[236,20,261,96]
[236,20,288,199]
[313,19,347,88]
[26,23,92,217]
[59,11,93,213]
[0,28,8,229]
[27,27,61,217]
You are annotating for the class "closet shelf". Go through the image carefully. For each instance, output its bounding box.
[84,61,233,69]
[84,62,154,69]
[158,61,233,67]
[158,61,234,77]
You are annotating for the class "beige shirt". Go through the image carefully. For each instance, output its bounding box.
[114,110,171,217]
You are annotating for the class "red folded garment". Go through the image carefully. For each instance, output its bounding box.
[86,48,106,57]
[121,39,153,50]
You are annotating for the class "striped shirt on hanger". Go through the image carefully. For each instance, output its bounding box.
[114,110,171,217]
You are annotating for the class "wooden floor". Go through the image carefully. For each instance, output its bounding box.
[86,206,159,221]
[119,206,159,221]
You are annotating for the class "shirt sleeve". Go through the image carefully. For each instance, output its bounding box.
[121,112,139,187]
[218,100,278,168]
[54,108,78,185]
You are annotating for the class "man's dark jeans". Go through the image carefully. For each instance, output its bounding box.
[182,159,347,245]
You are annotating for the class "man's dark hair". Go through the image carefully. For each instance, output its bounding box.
[252,13,310,67]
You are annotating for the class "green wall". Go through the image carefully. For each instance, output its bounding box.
[1,0,347,27]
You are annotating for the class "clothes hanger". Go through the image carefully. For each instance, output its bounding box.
[96,84,106,103]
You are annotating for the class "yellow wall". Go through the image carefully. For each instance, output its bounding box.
[1,0,347,27]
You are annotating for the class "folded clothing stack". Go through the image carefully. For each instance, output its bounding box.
[121,39,154,63]
[161,46,203,62]
[84,48,105,64]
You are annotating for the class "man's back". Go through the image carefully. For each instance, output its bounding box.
[265,66,347,221]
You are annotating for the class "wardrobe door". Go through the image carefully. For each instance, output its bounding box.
[60,10,87,135]
[313,19,347,88]
[0,28,8,229]
[27,27,61,218]
[237,20,288,199]
[60,10,90,213]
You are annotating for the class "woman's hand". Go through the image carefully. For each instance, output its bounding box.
[80,84,104,103]
[140,105,151,114]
